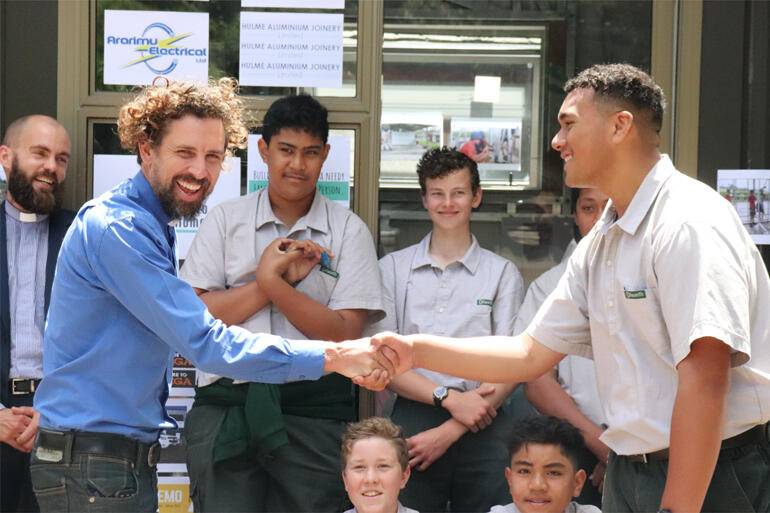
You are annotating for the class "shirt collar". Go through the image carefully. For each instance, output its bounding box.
[411,232,482,274]
[255,187,329,234]
[4,199,49,223]
[128,171,175,229]
[597,154,675,236]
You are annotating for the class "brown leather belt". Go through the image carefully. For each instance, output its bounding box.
[625,422,769,463]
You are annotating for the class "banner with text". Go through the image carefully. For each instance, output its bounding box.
[239,11,343,87]
[104,10,209,86]
[246,134,351,208]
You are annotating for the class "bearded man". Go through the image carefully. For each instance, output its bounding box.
[0,115,74,512]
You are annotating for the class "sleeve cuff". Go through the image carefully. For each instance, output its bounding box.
[527,324,593,360]
[283,338,327,382]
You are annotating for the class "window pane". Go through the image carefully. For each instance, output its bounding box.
[95,0,357,97]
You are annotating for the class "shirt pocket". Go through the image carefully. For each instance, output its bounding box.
[619,284,670,356]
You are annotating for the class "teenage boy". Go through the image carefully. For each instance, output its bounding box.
[180,93,384,513]
[489,415,600,513]
[515,187,609,507]
[372,147,524,512]
[372,64,770,513]
[341,416,418,513]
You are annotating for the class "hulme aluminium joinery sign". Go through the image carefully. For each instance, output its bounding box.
[104,10,210,86]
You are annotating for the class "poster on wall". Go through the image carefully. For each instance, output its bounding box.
[239,12,343,87]
[379,111,443,187]
[242,0,344,7]
[717,168,770,245]
[157,475,192,513]
[104,10,209,86]
[246,134,351,208]
[92,154,241,258]
[450,117,523,187]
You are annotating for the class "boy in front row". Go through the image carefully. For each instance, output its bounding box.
[341,417,418,513]
[371,147,525,512]
[181,94,384,512]
[490,416,600,513]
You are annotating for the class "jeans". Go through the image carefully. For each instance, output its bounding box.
[29,430,158,513]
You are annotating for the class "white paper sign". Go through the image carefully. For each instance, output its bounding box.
[92,155,241,258]
[104,10,209,86]
[242,0,345,8]
[246,134,351,208]
[239,12,343,87]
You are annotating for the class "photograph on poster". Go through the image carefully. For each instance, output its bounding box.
[379,111,443,187]
[103,10,209,86]
[717,169,770,244]
[450,117,524,187]
[159,397,194,464]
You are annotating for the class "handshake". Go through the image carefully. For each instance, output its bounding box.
[324,332,415,391]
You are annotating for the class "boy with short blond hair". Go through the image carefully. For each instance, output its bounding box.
[341,417,417,513]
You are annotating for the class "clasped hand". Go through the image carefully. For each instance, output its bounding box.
[330,332,416,391]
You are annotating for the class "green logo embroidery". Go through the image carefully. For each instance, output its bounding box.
[320,266,339,278]
[624,289,647,299]
[476,299,494,307]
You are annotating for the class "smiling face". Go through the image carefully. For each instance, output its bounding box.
[551,88,615,190]
[259,128,330,206]
[506,443,586,513]
[342,437,410,513]
[0,116,70,214]
[421,167,482,232]
[139,114,225,220]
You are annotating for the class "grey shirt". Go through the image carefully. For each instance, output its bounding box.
[180,187,384,386]
[371,233,523,391]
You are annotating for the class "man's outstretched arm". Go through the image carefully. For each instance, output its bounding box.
[371,331,564,384]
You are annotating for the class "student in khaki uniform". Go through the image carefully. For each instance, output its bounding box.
[180,94,384,513]
[372,64,770,513]
[371,148,524,513]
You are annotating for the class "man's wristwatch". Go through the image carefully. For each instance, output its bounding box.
[433,386,462,407]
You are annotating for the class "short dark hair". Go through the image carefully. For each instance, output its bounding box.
[416,147,480,195]
[508,416,585,470]
[565,63,666,133]
[261,94,329,145]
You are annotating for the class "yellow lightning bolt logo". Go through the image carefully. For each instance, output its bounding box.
[122,32,193,68]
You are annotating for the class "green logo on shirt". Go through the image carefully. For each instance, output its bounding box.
[624,289,647,299]
[476,299,494,306]
[320,266,339,279]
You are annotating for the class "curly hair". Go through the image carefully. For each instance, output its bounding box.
[118,77,248,164]
[565,63,666,133]
[341,417,409,471]
[508,415,586,470]
[416,146,480,195]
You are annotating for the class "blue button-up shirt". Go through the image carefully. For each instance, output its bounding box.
[34,172,325,443]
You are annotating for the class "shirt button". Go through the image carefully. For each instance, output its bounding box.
[607,260,613,267]
[438,307,444,313]
[607,300,614,307]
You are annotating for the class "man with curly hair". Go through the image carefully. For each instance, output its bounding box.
[28,79,395,513]
[373,64,770,513]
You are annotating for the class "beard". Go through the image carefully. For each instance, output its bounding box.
[6,156,62,214]
[150,173,211,221]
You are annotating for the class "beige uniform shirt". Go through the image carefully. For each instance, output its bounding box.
[529,155,770,455]
[180,187,384,387]
[372,233,524,391]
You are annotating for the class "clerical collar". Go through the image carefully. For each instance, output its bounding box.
[5,199,49,223]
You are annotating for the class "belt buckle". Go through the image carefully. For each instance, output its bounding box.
[147,442,161,467]
[11,378,27,395]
